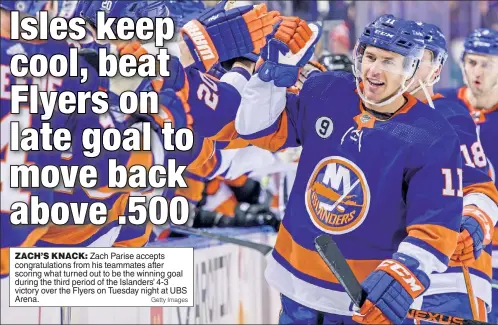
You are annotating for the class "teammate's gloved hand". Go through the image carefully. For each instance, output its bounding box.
[152,88,193,130]
[146,56,189,101]
[133,55,190,128]
[257,17,322,87]
[294,60,327,90]
[451,206,493,264]
[180,0,280,72]
[117,40,149,60]
[352,253,430,324]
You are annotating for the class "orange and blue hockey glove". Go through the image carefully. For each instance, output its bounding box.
[180,1,280,72]
[294,60,327,90]
[451,205,494,264]
[257,17,322,87]
[352,253,430,324]
[153,88,193,130]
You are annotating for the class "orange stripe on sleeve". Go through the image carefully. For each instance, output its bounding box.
[248,111,290,152]
[90,151,154,195]
[126,151,153,169]
[3,226,50,275]
[175,178,206,203]
[224,175,248,188]
[406,224,459,259]
[208,121,239,141]
[39,224,99,245]
[464,181,498,205]
[275,225,382,284]
[223,138,250,150]
[40,194,129,245]
[187,149,218,178]
[108,193,130,223]
[188,138,215,170]
[205,179,221,196]
[1,248,9,275]
[214,195,238,217]
[113,223,153,248]
[21,226,50,247]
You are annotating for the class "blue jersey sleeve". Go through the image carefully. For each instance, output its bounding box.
[185,67,248,140]
[234,74,307,152]
[435,98,491,187]
[435,97,498,229]
[398,132,463,274]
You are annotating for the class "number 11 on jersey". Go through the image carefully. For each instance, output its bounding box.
[442,168,463,197]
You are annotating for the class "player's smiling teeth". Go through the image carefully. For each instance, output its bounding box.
[367,78,384,86]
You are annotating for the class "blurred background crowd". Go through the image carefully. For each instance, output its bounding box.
[204,0,498,88]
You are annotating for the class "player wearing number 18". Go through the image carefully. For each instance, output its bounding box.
[234,14,464,324]
[405,21,498,322]
[438,27,498,324]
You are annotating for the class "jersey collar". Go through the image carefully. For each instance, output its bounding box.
[422,93,444,104]
[458,86,498,124]
[356,82,418,121]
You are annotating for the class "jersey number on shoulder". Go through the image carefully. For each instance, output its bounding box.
[460,142,486,168]
[197,73,219,110]
[442,168,463,197]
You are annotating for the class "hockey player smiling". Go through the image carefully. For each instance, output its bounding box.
[235,14,464,324]
[352,22,425,115]
[360,47,411,110]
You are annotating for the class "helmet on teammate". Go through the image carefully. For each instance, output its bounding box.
[166,0,205,27]
[408,21,448,96]
[460,28,498,95]
[352,14,425,106]
[462,28,498,60]
[419,22,448,66]
[318,53,353,73]
[0,0,51,16]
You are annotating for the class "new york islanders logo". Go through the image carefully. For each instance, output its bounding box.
[305,156,370,234]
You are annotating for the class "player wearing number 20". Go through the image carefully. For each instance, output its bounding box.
[405,22,498,322]
[235,15,463,324]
